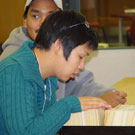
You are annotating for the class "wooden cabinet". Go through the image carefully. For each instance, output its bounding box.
[80,0,135,26]
[0,0,25,44]
[80,0,98,22]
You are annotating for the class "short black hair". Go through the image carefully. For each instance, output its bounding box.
[23,5,30,19]
[34,10,98,60]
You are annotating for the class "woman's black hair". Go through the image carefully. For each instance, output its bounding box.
[34,10,98,60]
[23,5,30,19]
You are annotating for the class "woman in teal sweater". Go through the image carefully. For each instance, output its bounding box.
[0,10,111,135]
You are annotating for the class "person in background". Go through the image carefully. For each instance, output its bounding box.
[0,0,127,107]
[0,9,111,135]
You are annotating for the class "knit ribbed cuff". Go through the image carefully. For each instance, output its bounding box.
[63,96,81,113]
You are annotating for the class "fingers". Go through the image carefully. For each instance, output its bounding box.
[100,90,127,108]
[117,95,127,104]
[84,103,111,110]
[119,91,127,98]
[120,98,127,104]
[87,102,111,109]
[113,91,127,104]
[78,96,112,111]
[115,91,127,98]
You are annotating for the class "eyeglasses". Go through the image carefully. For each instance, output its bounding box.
[67,21,90,29]
[61,21,90,32]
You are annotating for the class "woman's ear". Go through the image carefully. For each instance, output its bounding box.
[23,18,27,28]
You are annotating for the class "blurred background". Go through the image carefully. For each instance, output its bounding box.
[0,0,135,104]
[0,0,135,49]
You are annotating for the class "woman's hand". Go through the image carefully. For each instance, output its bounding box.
[78,96,112,111]
[100,90,127,108]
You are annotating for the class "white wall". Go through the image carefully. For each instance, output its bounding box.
[85,49,135,87]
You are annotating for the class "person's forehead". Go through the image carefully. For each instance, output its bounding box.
[30,0,59,12]
[29,8,58,15]
[78,44,91,55]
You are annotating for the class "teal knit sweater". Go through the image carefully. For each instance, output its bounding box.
[0,41,81,135]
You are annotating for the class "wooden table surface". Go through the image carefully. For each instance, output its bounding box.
[111,77,135,105]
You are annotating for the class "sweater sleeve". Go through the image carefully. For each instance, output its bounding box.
[0,65,81,135]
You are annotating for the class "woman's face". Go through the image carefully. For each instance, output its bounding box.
[23,0,59,40]
[55,42,92,82]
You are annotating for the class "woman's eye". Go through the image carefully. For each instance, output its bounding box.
[32,15,39,19]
